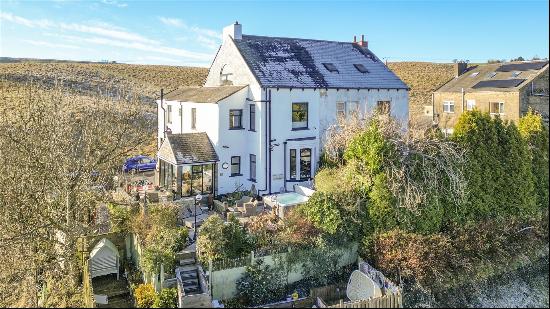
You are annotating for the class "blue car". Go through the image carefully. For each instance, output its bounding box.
[123,155,157,173]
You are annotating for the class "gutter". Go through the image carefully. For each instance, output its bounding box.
[283,141,287,192]
[180,101,184,133]
[160,88,166,139]
[268,89,272,194]
[461,88,465,114]
[432,92,435,125]
[246,88,272,196]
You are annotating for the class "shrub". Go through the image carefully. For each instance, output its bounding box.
[519,111,550,210]
[246,213,281,250]
[196,216,226,263]
[107,203,132,234]
[374,230,456,287]
[302,192,343,235]
[298,241,345,286]
[453,111,537,221]
[453,110,500,221]
[172,227,189,253]
[236,259,285,306]
[224,215,253,258]
[134,284,157,308]
[154,288,177,308]
[197,214,254,263]
[141,226,187,275]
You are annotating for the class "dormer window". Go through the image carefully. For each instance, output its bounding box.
[353,64,369,73]
[322,63,339,73]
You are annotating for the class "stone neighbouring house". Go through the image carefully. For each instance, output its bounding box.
[432,61,549,135]
[157,22,409,197]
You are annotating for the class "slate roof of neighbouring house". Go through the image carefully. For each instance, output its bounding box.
[435,61,549,93]
[164,85,247,103]
[232,35,408,89]
[159,133,218,165]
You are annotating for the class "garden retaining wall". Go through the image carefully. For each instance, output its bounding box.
[208,243,359,300]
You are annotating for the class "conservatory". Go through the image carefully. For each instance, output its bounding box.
[157,133,219,198]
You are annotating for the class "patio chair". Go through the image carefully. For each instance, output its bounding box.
[240,202,257,217]
[235,196,253,208]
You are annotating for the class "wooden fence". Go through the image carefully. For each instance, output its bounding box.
[82,259,96,308]
[310,284,347,303]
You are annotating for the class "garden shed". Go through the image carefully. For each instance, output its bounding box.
[89,238,120,279]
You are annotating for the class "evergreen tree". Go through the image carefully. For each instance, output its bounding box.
[518,111,550,210]
[453,111,500,222]
[498,121,536,217]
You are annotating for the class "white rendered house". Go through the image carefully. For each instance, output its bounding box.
[156,22,409,198]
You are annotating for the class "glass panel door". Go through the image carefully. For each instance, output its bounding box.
[182,166,192,196]
[192,165,203,195]
[300,148,311,179]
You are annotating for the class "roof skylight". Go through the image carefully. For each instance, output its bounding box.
[486,72,497,78]
[353,64,369,73]
[322,63,339,73]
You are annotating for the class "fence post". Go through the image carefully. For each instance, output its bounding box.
[208,259,213,297]
[160,264,165,291]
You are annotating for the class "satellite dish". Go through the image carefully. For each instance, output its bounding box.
[346,270,382,301]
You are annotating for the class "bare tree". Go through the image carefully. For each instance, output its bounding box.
[322,112,467,214]
[0,79,153,307]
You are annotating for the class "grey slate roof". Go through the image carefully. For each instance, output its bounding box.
[162,133,218,165]
[233,35,408,89]
[164,85,247,103]
[436,61,549,93]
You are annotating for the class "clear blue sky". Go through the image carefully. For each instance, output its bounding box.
[1,0,548,67]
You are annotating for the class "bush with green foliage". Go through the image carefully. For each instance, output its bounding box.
[107,203,133,234]
[154,288,178,308]
[132,204,188,275]
[453,111,537,221]
[141,226,188,275]
[134,284,156,308]
[518,111,549,210]
[302,193,344,235]
[197,216,227,263]
[224,215,253,258]
[309,111,546,260]
[297,241,348,286]
[236,259,285,306]
[197,215,252,263]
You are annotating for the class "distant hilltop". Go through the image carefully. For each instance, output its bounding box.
[0,57,117,64]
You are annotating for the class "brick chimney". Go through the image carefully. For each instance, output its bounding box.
[454,62,468,77]
[354,34,368,48]
[223,21,242,43]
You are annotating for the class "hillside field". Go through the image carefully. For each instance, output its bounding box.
[0,60,454,153]
[0,61,209,103]
[388,62,455,127]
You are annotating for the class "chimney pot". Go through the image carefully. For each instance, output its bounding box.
[223,21,242,42]
[356,34,368,48]
[454,62,468,77]
[353,35,357,43]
